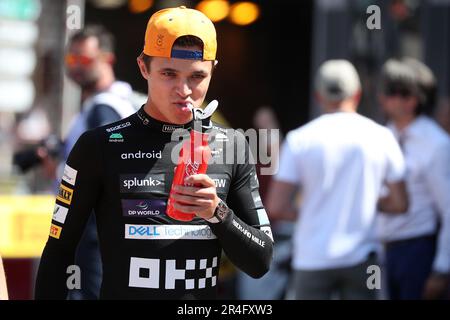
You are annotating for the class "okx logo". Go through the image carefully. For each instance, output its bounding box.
[129,256,218,290]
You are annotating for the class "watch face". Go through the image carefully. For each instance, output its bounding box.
[216,201,229,219]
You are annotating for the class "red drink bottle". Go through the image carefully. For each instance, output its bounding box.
[166,129,211,221]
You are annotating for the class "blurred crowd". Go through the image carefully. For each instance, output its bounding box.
[238,56,450,300]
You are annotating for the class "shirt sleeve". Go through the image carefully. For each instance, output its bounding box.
[424,141,450,273]
[35,130,103,299]
[383,129,406,183]
[275,132,302,184]
[208,131,274,279]
[86,104,122,130]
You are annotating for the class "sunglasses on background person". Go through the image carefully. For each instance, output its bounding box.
[65,53,97,67]
[383,86,414,98]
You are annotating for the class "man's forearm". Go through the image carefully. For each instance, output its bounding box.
[377,181,408,213]
[0,256,8,300]
[208,211,273,279]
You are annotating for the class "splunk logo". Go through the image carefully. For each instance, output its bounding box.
[122,199,166,217]
[120,150,162,160]
[120,174,165,193]
[125,224,217,240]
[129,256,219,290]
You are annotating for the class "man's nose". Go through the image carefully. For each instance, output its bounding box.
[175,78,192,97]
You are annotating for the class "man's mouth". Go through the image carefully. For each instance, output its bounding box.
[174,102,193,112]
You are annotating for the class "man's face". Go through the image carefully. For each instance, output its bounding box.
[138,45,214,124]
[379,86,419,120]
[65,36,108,90]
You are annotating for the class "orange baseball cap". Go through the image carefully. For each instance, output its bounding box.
[143,6,217,61]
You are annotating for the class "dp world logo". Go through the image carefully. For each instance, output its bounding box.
[136,201,149,210]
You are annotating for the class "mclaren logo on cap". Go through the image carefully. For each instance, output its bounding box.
[157,34,164,46]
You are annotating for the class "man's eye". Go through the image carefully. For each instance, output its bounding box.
[162,72,176,77]
[191,74,206,80]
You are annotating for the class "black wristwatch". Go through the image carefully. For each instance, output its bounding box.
[206,199,230,224]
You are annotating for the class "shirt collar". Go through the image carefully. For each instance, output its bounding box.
[135,105,193,134]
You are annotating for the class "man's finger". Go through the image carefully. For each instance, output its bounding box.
[171,193,213,206]
[184,174,215,187]
[172,202,209,214]
[173,185,216,198]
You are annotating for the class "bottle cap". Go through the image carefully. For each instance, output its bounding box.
[190,100,218,131]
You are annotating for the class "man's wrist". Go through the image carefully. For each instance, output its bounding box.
[206,199,230,224]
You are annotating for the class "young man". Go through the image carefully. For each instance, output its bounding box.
[267,60,408,300]
[377,59,450,300]
[35,6,273,299]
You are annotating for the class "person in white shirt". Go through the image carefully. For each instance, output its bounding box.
[267,60,408,300]
[377,58,450,300]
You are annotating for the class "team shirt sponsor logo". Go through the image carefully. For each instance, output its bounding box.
[208,174,229,193]
[162,124,183,133]
[261,226,274,242]
[62,164,77,186]
[106,122,131,132]
[257,208,270,225]
[213,178,227,189]
[122,199,166,217]
[52,204,69,224]
[250,172,260,189]
[56,184,73,205]
[120,150,162,160]
[210,148,222,158]
[129,256,218,289]
[49,224,62,239]
[232,219,265,248]
[109,133,124,142]
[125,224,217,240]
[214,132,229,142]
[120,174,165,193]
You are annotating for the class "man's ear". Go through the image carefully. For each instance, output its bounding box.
[137,56,149,80]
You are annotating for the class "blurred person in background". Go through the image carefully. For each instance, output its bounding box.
[0,255,8,300]
[236,106,292,300]
[377,59,450,300]
[267,59,408,300]
[436,97,450,135]
[402,57,437,117]
[61,25,138,300]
